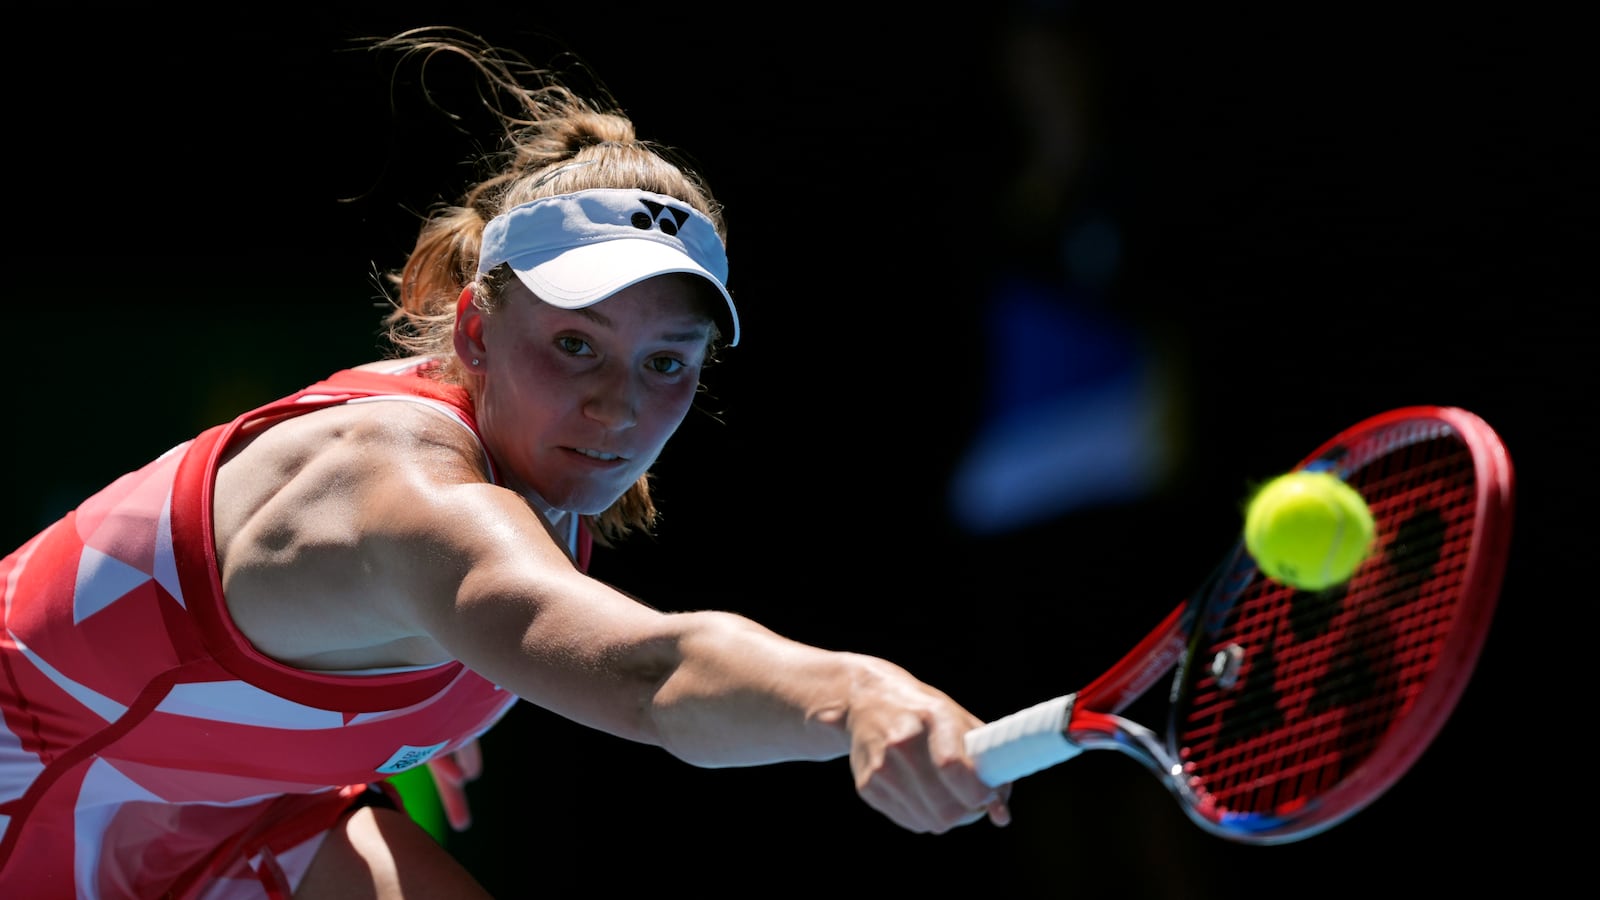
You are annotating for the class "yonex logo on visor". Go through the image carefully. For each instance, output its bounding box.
[636,200,689,235]
[478,188,740,346]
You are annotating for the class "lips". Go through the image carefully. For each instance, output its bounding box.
[572,447,624,462]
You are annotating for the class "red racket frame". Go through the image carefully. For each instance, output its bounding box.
[1064,406,1512,841]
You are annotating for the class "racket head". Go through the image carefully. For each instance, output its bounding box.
[1159,406,1511,843]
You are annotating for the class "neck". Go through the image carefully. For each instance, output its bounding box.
[523,489,575,551]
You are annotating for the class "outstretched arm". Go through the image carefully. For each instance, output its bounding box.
[391,481,1010,834]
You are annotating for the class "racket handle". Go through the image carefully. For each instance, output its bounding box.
[965,694,1082,786]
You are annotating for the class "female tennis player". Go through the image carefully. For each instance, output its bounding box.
[0,27,1009,899]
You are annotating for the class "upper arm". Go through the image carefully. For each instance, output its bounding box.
[218,399,674,740]
[376,465,680,743]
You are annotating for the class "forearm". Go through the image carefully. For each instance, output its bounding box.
[645,610,872,767]
[436,573,1007,833]
[411,517,976,793]
[646,610,1010,836]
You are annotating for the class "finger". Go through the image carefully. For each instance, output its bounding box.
[436,780,473,832]
[427,757,474,831]
[455,740,484,781]
[429,754,464,787]
[985,791,1012,828]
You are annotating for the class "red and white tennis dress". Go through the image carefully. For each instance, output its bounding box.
[0,364,589,899]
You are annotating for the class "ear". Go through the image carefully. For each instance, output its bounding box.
[453,287,487,369]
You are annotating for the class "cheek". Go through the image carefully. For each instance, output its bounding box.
[480,361,570,439]
[643,381,700,434]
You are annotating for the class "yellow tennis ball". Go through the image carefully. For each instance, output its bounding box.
[1244,471,1376,591]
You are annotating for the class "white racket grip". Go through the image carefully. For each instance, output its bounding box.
[964,694,1082,786]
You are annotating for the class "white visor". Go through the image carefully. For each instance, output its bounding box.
[477,188,739,346]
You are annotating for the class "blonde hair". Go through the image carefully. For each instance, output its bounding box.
[371,26,729,546]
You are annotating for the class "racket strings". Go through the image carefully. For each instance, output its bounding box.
[1175,429,1481,823]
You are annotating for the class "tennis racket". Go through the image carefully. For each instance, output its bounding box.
[965,405,1513,844]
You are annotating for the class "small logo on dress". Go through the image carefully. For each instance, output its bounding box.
[376,741,449,774]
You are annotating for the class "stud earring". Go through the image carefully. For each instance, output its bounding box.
[471,359,481,367]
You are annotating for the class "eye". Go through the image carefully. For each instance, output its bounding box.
[648,356,687,375]
[555,335,592,356]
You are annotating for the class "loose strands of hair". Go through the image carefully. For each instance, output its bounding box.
[348,26,730,547]
[361,26,725,353]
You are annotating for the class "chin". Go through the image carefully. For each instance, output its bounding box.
[573,492,629,517]
[544,484,630,518]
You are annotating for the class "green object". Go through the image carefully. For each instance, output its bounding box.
[1245,470,1376,591]
[387,765,449,844]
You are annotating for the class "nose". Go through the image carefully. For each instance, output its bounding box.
[583,362,638,429]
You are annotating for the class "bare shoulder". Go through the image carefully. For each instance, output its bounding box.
[350,355,434,375]
[213,398,499,669]
[217,398,490,528]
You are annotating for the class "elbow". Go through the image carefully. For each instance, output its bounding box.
[634,611,756,766]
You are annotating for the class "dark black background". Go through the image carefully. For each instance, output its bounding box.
[6,4,1590,896]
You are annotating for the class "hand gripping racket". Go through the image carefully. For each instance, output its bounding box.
[965,405,1513,844]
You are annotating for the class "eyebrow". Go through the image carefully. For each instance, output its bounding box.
[569,305,711,344]
[571,305,613,330]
